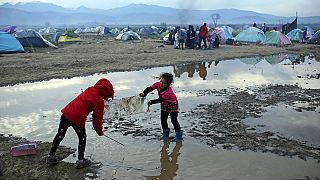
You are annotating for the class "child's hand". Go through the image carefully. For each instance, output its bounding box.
[147,101,152,106]
[139,93,145,97]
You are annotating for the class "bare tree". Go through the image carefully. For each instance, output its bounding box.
[211,14,221,27]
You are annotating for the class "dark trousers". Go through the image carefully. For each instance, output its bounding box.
[198,37,207,49]
[190,38,195,49]
[161,111,181,132]
[49,115,86,160]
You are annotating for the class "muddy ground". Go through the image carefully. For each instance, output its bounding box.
[0,36,320,179]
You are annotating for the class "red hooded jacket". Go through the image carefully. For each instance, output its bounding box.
[199,25,208,38]
[61,78,114,136]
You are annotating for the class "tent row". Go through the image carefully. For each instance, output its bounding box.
[0,29,60,54]
[239,54,303,66]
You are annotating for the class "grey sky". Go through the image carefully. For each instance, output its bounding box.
[1,0,319,16]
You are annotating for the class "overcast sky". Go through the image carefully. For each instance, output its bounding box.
[1,0,319,17]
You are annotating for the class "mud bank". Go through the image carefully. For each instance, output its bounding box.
[0,134,101,179]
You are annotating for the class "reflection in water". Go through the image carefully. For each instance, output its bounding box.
[173,62,197,78]
[173,62,209,80]
[198,62,207,80]
[146,141,182,180]
[239,56,263,65]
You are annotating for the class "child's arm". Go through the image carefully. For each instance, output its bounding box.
[140,86,153,97]
[92,100,104,136]
[149,97,164,105]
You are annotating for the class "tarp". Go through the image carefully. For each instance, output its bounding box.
[286,28,302,42]
[0,32,24,54]
[263,30,291,46]
[15,29,57,48]
[235,27,265,43]
[116,31,141,41]
[282,17,297,35]
[104,96,147,119]
[0,26,17,33]
[309,30,320,44]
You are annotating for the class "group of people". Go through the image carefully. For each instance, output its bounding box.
[167,23,220,50]
[47,74,182,169]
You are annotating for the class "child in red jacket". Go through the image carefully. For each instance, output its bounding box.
[47,78,114,169]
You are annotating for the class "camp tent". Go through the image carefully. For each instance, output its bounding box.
[286,28,302,42]
[0,32,24,54]
[0,26,17,33]
[211,27,234,44]
[139,26,158,36]
[39,27,56,35]
[58,31,81,42]
[74,28,83,34]
[111,28,120,35]
[239,56,263,65]
[15,29,57,48]
[116,31,141,41]
[263,30,291,46]
[52,32,63,42]
[98,26,111,35]
[163,33,170,42]
[264,54,286,64]
[235,27,265,43]
[303,26,315,39]
[83,27,92,33]
[309,30,320,44]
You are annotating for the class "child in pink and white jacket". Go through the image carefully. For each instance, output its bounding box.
[140,73,182,141]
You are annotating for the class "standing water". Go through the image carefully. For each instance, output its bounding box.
[1,54,319,179]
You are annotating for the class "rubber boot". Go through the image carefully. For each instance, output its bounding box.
[173,131,183,142]
[162,128,170,139]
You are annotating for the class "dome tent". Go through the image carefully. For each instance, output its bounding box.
[286,28,302,42]
[235,27,265,44]
[263,30,291,46]
[15,29,57,48]
[0,32,24,54]
[116,31,141,41]
[309,30,320,44]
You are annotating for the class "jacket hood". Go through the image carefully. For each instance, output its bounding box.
[94,78,114,100]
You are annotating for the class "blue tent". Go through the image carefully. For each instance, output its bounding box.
[286,28,302,42]
[235,27,265,43]
[0,32,24,54]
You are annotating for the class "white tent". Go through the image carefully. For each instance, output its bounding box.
[116,31,141,41]
[74,28,83,34]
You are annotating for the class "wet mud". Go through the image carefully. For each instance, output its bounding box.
[0,134,101,179]
[187,85,320,161]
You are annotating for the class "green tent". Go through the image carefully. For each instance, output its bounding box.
[263,30,291,46]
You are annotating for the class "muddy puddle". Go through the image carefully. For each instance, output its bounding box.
[1,54,320,179]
